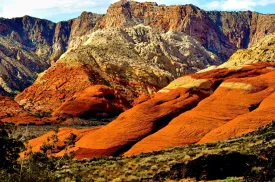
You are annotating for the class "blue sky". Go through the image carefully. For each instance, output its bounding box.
[0,0,275,22]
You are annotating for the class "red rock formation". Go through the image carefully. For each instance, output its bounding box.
[24,127,101,157]
[15,60,159,114]
[198,79,275,143]
[26,62,275,158]
[132,93,152,106]
[52,85,130,119]
[15,63,102,113]
[0,95,43,125]
[73,86,210,159]
[125,69,275,155]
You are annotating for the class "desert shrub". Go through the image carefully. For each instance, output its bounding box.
[220,176,240,182]
[40,142,54,154]
[153,152,258,181]
[0,123,24,171]
[0,123,75,182]
[64,133,77,146]
[183,152,257,180]
[244,148,275,182]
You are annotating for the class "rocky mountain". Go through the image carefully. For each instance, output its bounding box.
[1,2,275,181]
[1,1,275,95]
[13,1,275,115]
[15,24,219,114]
[2,0,275,119]
[0,12,102,94]
[100,1,275,60]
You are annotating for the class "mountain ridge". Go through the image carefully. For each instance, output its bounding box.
[1,0,275,118]
[1,1,275,95]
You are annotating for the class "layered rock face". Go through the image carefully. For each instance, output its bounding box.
[100,1,275,60]
[0,13,102,94]
[16,25,219,113]
[27,62,275,158]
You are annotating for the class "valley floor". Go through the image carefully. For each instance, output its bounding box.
[12,118,113,141]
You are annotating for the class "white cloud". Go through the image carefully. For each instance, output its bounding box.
[0,0,113,20]
[0,0,201,21]
[0,0,274,22]
[206,0,275,11]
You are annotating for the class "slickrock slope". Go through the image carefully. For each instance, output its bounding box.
[0,13,102,94]
[27,78,212,158]
[26,62,275,158]
[125,65,275,155]
[52,85,130,119]
[199,91,275,143]
[16,25,219,113]
[23,127,102,158]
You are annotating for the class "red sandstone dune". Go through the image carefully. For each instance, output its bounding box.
[1,84,130,125]
[26,63,275,158]
[124,70,275,155]
[24,127,101,157]
[198,88,275,143]
[52,85,130,119]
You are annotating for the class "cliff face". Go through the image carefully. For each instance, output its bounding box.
[100,1,275,60]
[0,12,102,94]
[220,33,275,68]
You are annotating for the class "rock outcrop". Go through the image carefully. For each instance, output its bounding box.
[15,25,219,113]
[52,85,130,119]
[125,64,275,155]
[2,0,275,117]
[0,95,43,125]
[220,33,275,68]
[26,62,275,158]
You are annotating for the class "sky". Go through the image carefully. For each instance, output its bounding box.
[0,0,275,22]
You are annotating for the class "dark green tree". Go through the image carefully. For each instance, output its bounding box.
[0,123,24,171]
